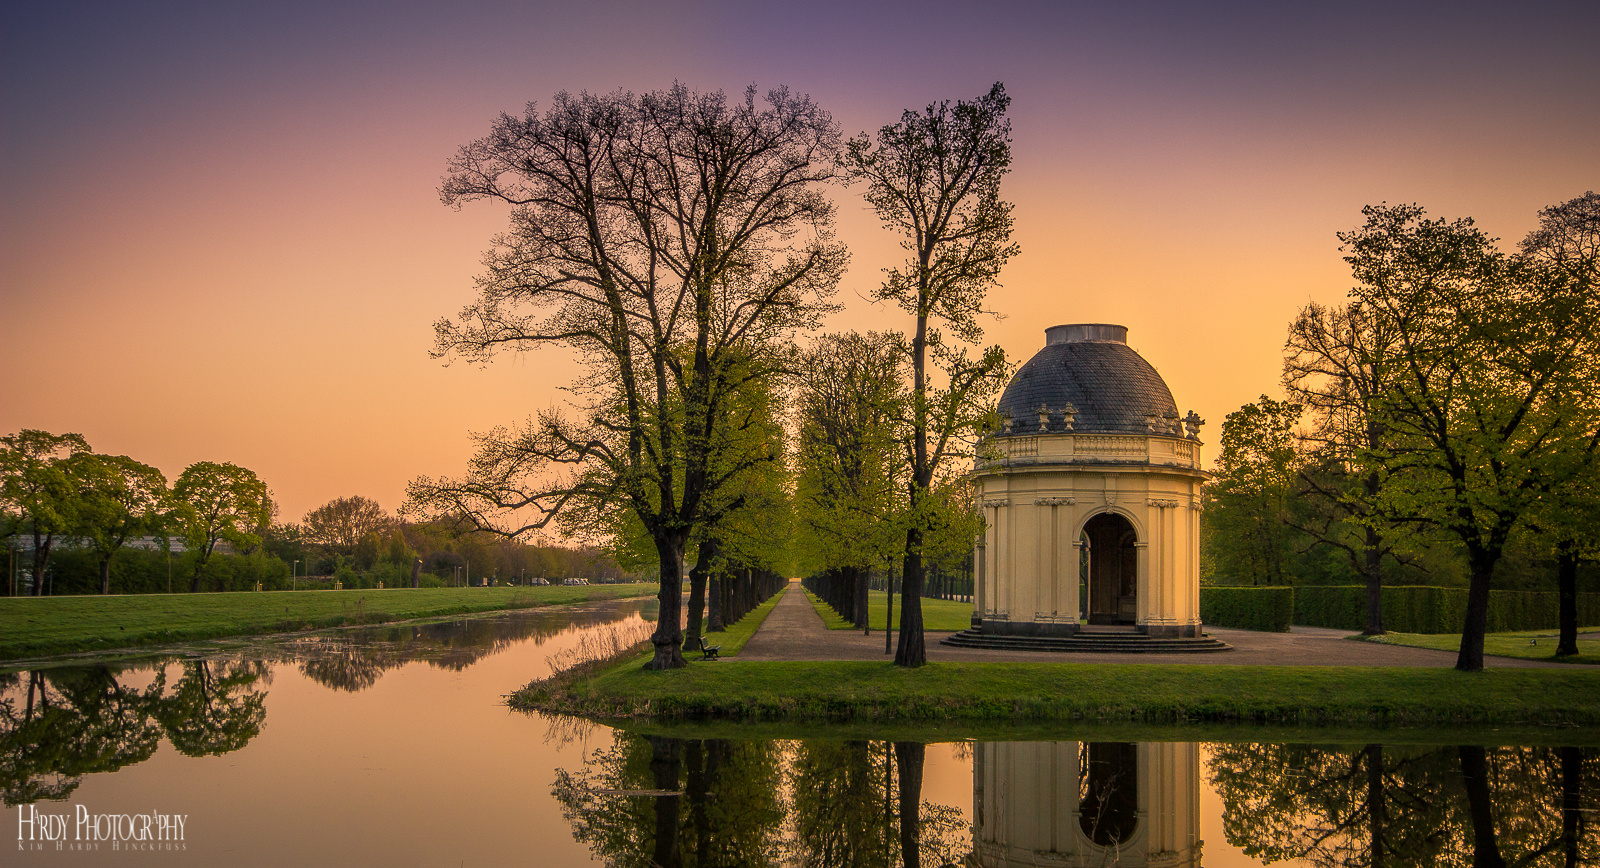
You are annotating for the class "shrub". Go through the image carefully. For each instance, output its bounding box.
[1200,586,1294,632]
[1294,586,1600,633]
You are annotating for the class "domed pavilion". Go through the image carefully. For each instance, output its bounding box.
[943,323,1228,652]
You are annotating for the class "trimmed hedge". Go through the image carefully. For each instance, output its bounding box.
[1295,585,1600,634]
[22,546,290,595]
[1200,586,1294,632]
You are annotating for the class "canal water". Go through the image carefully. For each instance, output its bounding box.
[3,599,1595,866]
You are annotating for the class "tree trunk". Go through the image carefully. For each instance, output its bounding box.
[885,564,894,655]
[895,529,927,667]
[856,565,870,634]
[1556,541,1579,657]
[646,534,688,670]
[895,741,925,868]
[30,533,50,596]
[410,557,421,589]
[1362,523,1385,635]
[706,568,724,633]
[99,554,113,595]
[1455,545,1500,672]
[683,539,714,652]
[1458,746,1506,868]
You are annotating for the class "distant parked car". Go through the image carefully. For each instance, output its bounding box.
[562,577,589,586]
[529,577,550,586]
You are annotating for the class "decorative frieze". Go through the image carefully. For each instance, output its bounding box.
[1146,498,1180,508]
[1034,496,1075,505]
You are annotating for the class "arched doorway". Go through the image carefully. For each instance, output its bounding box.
[1081,513,1137,625]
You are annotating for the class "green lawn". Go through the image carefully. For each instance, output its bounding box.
[806,589,973,632]
[0,584,659,661]
[1358,628,1600,665]
[547,658,1600,729]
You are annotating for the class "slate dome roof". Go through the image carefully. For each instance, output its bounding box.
[996,324,1178,435]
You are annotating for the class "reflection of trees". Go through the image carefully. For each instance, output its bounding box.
[1208,743,1600,867]
[553,731,787,867]
[295,606,642,692]
[553,734,966,868]
[154,659,268,757]
[0,665,163,805]
[783,740,964,868]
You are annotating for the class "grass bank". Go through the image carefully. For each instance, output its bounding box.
[805,589,973,632]
[1356,628,1600,665]
[0,584,659,661]
[519,658,1600,729]
[511,586,786,709]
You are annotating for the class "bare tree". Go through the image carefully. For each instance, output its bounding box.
[1283,301,1419,634]
[407,85,845,669]
[301,495,392,557]
[844,83,1016,666]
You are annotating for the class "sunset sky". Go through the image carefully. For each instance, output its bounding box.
[3,1,1596,525]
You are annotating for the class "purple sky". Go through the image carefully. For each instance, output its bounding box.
[4,1,1596,523]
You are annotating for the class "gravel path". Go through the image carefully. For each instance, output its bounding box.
[735,581,1589,668]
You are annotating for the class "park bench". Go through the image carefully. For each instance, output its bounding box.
[697,636,721,660]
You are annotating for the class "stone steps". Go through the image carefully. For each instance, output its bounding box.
[939,629,1232,654]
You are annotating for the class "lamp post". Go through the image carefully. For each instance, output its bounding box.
[292,560,298,591]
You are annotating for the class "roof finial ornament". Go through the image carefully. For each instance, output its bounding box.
[1144,411,1162,433]
[1183,410,1205,440]
[1162,408,1181,436]
[1037,404,1051,432]
[1001,410,1015,434]
[1060,400,1077,431]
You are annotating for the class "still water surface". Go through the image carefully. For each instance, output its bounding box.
[4,599,1595,866]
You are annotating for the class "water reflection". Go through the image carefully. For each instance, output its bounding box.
[1,601,650,808]
[4,598,1598,866]
[289,601,646,691]
[974,741,1200,867]
[553,733,968,868]
[1,659,266,804]
[1208,742,1599,868]
[551,733,1598,867]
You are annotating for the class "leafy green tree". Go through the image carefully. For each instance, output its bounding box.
[1344,202,1600,670]
[1204,397,1304,586]
[0,430,90,596]
[172,461,274,593]
[1518,191,1600,657]
[408,85,845,669]
[64,452,168,595]
[793,332,904,629]
[843,83,1017,667]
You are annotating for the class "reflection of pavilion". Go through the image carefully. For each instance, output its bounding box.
[972,741,1201,867]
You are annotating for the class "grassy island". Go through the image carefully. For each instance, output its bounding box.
[514,656,1600,733]
[0,583,658,662]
